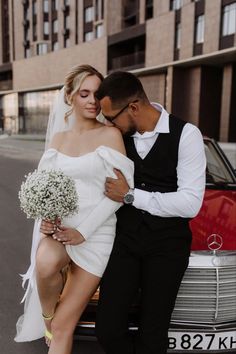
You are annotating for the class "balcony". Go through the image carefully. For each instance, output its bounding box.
[110,51,145,71]
[123,5,139,28]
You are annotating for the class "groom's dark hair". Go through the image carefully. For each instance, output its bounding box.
[95,71,148,108]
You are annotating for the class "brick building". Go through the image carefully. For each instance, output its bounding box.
[0,0,235,141]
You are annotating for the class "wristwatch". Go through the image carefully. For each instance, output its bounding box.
[123,188,134,204]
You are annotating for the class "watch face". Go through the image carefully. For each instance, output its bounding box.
[124,193,134,204]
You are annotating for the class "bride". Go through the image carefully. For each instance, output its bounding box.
[15,64,134,354]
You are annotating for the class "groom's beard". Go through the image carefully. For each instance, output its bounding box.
[123,127,136,137]
[122,120,137,137]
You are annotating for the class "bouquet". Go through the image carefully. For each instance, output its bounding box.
[19,169,79,221]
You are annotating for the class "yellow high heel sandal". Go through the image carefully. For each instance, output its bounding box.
[42,312,54,341]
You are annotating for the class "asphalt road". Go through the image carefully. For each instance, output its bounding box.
[0,137,104,354]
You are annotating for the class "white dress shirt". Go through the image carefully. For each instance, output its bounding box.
[131,103,206,218]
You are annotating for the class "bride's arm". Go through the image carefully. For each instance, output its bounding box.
[75,128,133,240]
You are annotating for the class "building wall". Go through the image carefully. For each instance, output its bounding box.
[204,0,222,54]
[138,73,166,105]
[13,37,107,90]
[146,11,175,67]
[154,0,170,17]
[180,2,195,60]
[106,0,122,35]
[13,0,25,60]
[0,2,2,65]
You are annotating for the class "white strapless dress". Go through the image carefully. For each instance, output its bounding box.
[15,145,134,342]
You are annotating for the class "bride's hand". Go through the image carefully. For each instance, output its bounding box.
[40,218,61,235]
[53,226,85,245]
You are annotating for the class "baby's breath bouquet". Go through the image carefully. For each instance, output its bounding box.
[19,169,78,221]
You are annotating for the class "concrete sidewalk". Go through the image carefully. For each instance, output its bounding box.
[0,134,45,161]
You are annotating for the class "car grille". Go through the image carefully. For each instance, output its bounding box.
[171,251,236,324]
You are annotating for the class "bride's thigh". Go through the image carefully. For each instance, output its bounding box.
[36,235,70,277]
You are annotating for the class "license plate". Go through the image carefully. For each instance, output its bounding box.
[168,330,236,351]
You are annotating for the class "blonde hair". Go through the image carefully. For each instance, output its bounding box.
[64,64,104,122]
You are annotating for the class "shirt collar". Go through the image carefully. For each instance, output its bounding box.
[132,102,169,138]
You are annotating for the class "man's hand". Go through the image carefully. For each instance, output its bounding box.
[105,169,129,202]
[53,226,85,245]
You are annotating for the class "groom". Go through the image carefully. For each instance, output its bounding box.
[95,71,206,354]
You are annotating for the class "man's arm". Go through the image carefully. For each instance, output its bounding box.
[105,124,206,218]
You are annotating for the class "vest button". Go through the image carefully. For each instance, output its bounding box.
[141,210,145,214]
[141,182,145,187]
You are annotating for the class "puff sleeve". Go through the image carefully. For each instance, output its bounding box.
[76,146,134,240]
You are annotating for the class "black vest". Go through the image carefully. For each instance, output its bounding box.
[116,114,191,237]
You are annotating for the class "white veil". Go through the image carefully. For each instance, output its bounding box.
[44,86,75,150]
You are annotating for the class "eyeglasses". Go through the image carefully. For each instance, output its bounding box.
[103,99,139,123]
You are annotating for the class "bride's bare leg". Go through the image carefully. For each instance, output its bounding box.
[36,235,70,345]
[48,263,100,354]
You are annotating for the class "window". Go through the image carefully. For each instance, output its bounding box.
[85,6,94,23]
[95,23,103,38]
[170,0,182,11]
[26,7,30,20]
[84,31,94,42]
[195,14,204,43]
[52,41,59,51]
[52,0,58,11]
[43,0,49,13]
[222,3,236,36]
[33,22,37,41]
[145,0,153,19]
[37,43,48,55]
[95,0,104,21]
[44,21,49,35]
[175,22,181,49]
[65,38,70,47]
[65,15,70,29]
[25,47,31,58]
[32,0,37,15]
[53,19,58,33]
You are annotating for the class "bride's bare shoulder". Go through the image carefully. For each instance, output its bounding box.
[99,126,126,155]
[49,131,71,149]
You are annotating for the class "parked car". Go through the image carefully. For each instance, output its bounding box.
[76,137,236,353]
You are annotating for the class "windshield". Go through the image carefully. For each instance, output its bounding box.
[204,140,235,184]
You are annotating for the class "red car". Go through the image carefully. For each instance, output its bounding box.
[77,137,236,353]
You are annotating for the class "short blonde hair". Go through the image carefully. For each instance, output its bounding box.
[64,64,104,122]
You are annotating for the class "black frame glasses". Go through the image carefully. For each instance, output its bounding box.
[102,99,139,123]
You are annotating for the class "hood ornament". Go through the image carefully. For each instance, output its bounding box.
[207,234,223,253]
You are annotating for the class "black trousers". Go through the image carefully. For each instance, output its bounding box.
[96,223,191,354]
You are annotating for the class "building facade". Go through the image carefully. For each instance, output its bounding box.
[0,0,235,141]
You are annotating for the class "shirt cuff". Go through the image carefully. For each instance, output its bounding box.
[133,188,151,211]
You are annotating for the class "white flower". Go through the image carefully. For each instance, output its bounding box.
[19,169,79,221]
